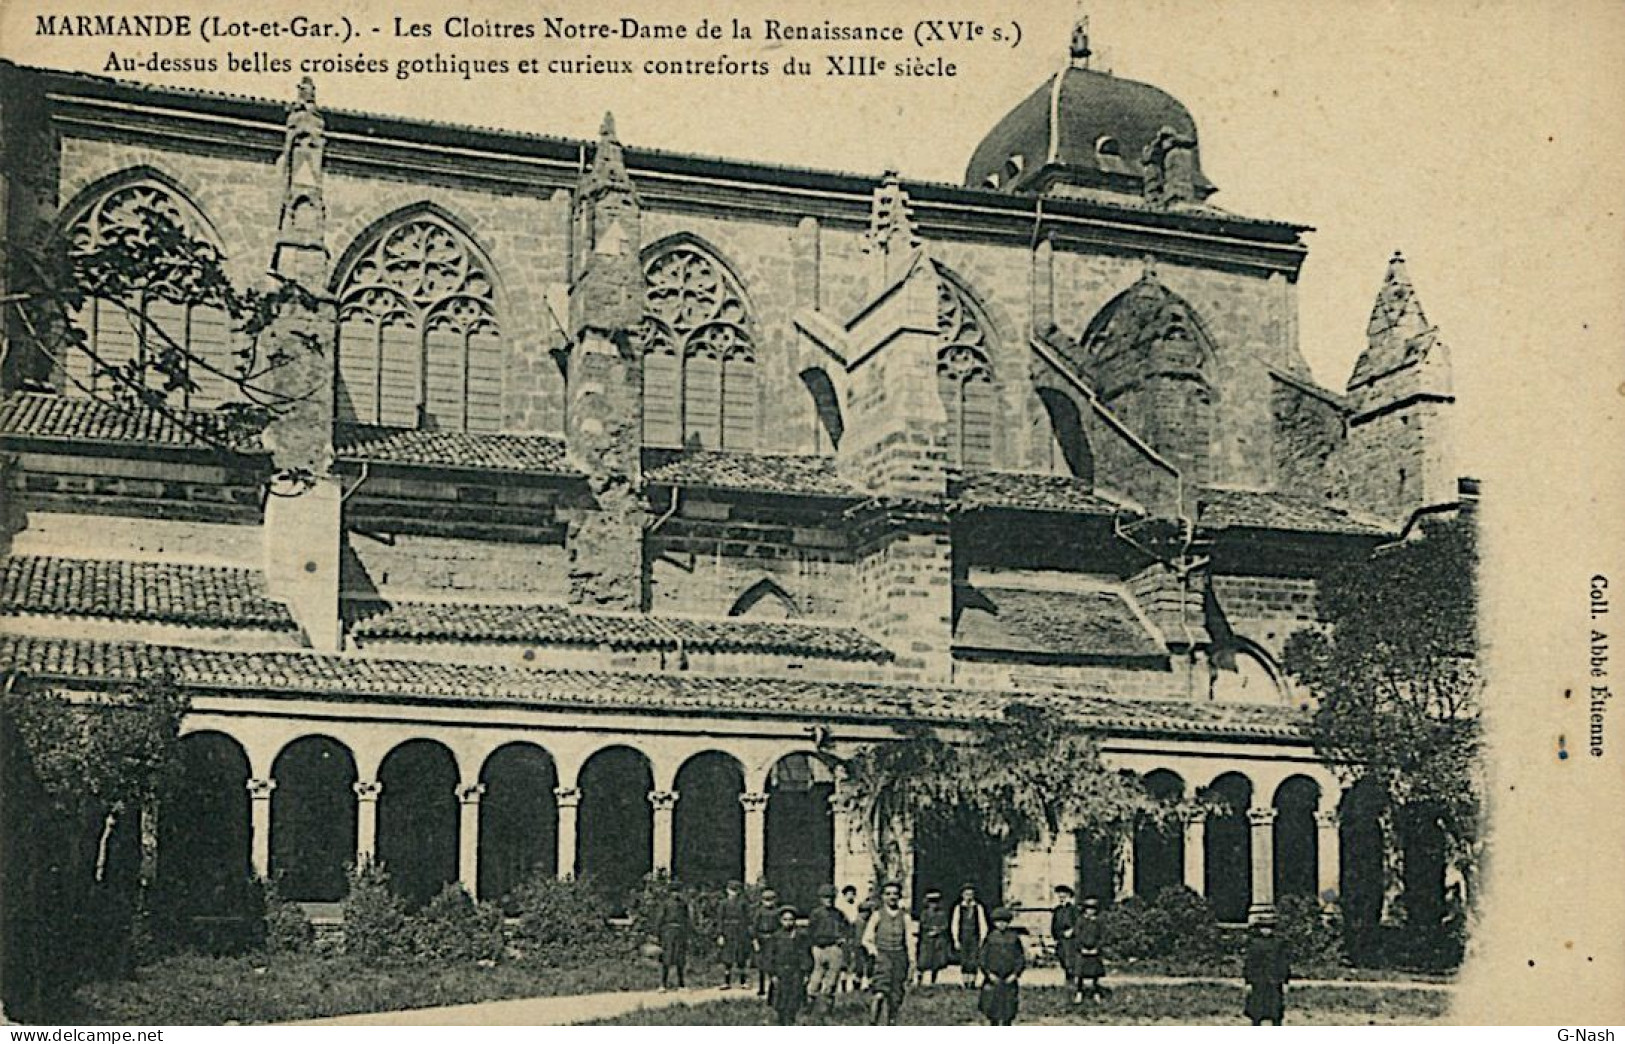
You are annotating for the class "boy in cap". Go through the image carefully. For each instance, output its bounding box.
[806,883,849,1012]
[861,880,916,1024]
[752,887,781,996]
[655,885,694,991]
[916,889,951,985]
[977,906,1026,1026]
[1074,897,1108,1003]
[950,883,989,989]
[715,880,752,990]
[763,904,814,1024]
[1242,912,1290,1025]
[1050,884,1080,999]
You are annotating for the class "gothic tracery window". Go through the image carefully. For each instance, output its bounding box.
[335,215,502,432]
[936,273,996,470]
[637,245,757,450]
[64,181,238,409]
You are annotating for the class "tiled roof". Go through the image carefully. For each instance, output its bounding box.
[1198,488,1392,537]
[951,472,1130,516]
[954,586,1165,659]
[643,450,860,498]
[0,391,259,452]
[0,634,1309,741]
[347,600,893,661]
[0,555,294,630]
[335,425,574,475]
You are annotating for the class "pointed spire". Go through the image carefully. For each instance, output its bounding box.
[865,170,920,257]
[274,75,327,283]
[1366,250,1429,342]
[581,110,635,198]
[1348,249,1448,393]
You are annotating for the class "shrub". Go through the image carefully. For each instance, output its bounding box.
[408,884,505,964]
[503,871,619,964]
[341,861,408,961]
[1101,886,1223,963]
[1276,894,1344,971]
[259,878,315,956]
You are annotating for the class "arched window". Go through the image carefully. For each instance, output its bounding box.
[63,180,238,409]
[936,272,995,470]
[638,244,757,451]
[335,214,502,432]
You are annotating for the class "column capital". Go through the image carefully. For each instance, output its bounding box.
[740,791,770,814]
[554,786,582,809]
[1246,807,1278,827]
[648,789,678,813]
[1314,810,1340,830]
[353,780,382,802]
[246,777,277,800]
[458,782,487,805]
[1181,808,1208,827]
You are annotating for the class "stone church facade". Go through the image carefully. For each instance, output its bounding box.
[0,31,1463,928]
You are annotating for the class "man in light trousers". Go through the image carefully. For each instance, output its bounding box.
[805,883,849,1013]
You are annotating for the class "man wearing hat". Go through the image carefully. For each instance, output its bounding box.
[1074,897,1108,1003]
[950,883,989,989]
[916,888,952,985]
[762,903,815,1024]
[654,884,694,992]
[1049,884,1081,998]
[977,906,1026,1026]
[838,884,865,993]
[860,880,916,1024]
[1242,912,1291,1025]
[806,883,849,1012]
[714,880,752,990]
[752,887,782,997]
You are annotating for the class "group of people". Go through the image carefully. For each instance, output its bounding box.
[648,878,1293,1026]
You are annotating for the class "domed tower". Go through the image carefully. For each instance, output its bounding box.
[964,18,1215,206]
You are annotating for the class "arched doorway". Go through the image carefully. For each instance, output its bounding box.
[1074,826,1116,905]
[1134,769,1186,898]
[577,746,653,911]
[478,743,558,901]
[270,735,357,902]
[765,753,836,913]
[1203,772,1253,923]
[1339,779,1385,933]
[674,751,745,889]
[1273,776,1321,901]
[156,731,252,939]
[377,739,460,908]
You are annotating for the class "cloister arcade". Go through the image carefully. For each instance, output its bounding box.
[158,712,1382,924]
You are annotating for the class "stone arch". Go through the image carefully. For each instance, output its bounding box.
[577,745,654,910]
[477,742,558,901]
[933,261,999,471]
[673,751,746,889]
[1036,385,1095,482]
[54,169,241,409]
[728,577,800,620]
[330,202,508,433]
[1133,768,1186,898]
[1273,774,1321,901]
[377,738,461,908]
[799,365,844,452]
[1202,771,1253,923]
[270,735,358,902]
[638,233,760,451]
[156,730,252,937]
[764,751,838,912]
[1213,640,1289,705]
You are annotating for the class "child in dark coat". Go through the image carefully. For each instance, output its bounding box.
[916,890,952,984]
[715,880,753,990]
[763,905,815,1025]
[655,888,693,990]
[977,907,1026,1026]
[1243,915,1291,1025]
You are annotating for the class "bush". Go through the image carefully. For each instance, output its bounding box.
[503,871,618,964]
[1276,894,1344,971]
[259,878,315,956]
[1101,886,1223,964]
[408,885,505,964]
[340,861,408,961]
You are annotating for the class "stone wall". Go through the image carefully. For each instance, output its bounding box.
[852,522,954,682]
[343,531,569,603]
[647,543,855,622]
[1209,574,1320,660]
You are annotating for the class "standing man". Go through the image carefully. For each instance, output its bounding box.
[763,904,814,1025]
[977,907,1026,1026]
[950,883,989,989]
[1050,884,1081,1001]
[1243,913,1291,1026]
[715,880,752,990]
[1075,897,1108,1003]
[655,885,693,991]
[752,887,781,997]
[861,880,916,1025]
[806,883,849,1013]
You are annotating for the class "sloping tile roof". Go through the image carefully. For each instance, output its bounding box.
[0,634,1308,741]
[643,450,860,498]
[1198,488,1392,537]
[0,391,259,452]
[347,600,893,661]
[954,586,1165,659]
[0,556,294,630]
[335,425,574,475]
[952,472,1129,516]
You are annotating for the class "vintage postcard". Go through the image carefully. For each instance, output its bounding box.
[0,0,1620,1029]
